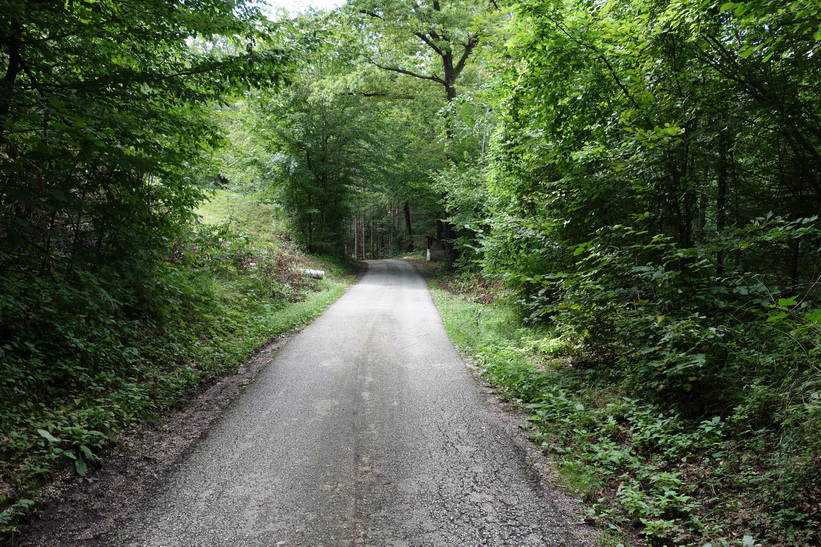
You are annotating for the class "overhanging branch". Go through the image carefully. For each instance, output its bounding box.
[454,35,479,76]
[371,61,446,86]
[346,92,418,99]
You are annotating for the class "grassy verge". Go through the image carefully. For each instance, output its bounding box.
[429,278,819,547]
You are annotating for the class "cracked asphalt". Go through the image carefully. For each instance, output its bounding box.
[114,259,588,546]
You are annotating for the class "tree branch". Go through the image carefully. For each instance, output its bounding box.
[414,31,445,57]
[346,92,418,100]
[454,35,480,77]
[371,61,446,86]
[548,15,643,113]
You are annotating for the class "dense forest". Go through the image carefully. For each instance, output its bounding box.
[1,0,819,545]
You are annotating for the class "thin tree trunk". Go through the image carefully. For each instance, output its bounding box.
[0,30,23,138]
[403,201,413,251]
[716,126,730,278]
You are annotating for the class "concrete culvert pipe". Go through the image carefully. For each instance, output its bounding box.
[294,268,324,279]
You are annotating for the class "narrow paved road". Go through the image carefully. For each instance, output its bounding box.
[116,260,584,546]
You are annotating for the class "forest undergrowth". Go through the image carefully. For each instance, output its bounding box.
[430,271,820,547]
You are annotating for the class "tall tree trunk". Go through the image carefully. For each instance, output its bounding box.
[354,213,359,260]
[365,2,481,269]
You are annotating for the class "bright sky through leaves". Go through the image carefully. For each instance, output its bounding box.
[258,0,344,14]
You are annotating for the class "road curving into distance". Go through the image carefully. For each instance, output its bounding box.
[115,259,588,546]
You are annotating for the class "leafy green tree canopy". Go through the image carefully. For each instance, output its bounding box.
[1,0,290,277]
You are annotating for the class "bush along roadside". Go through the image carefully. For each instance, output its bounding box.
[429,277,820,547]
[0,223,352,540]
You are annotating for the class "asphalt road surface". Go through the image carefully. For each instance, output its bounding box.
[115,259,585,546]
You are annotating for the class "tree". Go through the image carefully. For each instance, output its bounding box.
[0,0,289,395]
[345,0,501,265]
[484,0,820,401]
[350,0,485,103]
[236,12,384,256]
[478,0,820,539]
[0,0,286,273]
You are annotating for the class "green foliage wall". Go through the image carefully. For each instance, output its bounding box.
[0,0,293,504]
[484,0,821,404]
[0,0,287,375]
[471,5,821,535]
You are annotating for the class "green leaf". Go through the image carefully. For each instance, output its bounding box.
[767,312,788,322]
[74,457,88,477]
[739,45,755,58]
[79,445,95,460]
[778,296,798,307]
[36,429,61,444]
[14,499,35,511]
[804,310,821,323]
